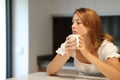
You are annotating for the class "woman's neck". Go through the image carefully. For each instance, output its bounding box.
[84,35,92,49]
[84,35,98,58]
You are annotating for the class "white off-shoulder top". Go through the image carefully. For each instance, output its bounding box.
[56,40,120,76]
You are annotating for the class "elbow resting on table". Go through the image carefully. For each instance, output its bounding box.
[46,67,57,76]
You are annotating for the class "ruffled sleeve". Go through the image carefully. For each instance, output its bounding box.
[56,42,66,56]
[56,41,76,57]
[98,40,120,61]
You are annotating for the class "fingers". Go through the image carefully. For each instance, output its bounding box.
[65,38,76,50]
[65,34,84,49]
[76,36,84,50]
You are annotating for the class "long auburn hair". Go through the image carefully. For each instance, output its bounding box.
[73,8,114,50]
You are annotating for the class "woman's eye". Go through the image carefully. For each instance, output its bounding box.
[77,22,81,25]
[72,19,82,25]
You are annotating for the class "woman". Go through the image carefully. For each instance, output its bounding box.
[47,7,120,80]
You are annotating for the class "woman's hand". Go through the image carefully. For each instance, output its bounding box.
[76,35,90,57]
[65,36,76,55]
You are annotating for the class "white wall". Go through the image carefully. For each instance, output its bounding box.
[52,0,96,15]
[52,0,120,15]
[12,0,29,77]
[95,0,120,15]
[0,0,6,79]
[12,0,120,77]
[29,0,53,73]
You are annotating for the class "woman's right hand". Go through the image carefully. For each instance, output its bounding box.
[65,36,76,55]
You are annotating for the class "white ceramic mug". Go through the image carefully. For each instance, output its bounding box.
[69,34,79,47]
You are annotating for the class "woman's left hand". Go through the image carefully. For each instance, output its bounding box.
[76,36,89,57]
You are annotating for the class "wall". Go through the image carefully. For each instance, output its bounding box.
[52,0,96,15]
[0,0,6,79]
[95,0,120,15]
[12,0,29,77]
[29,0,53,73]
[12,0,120,77]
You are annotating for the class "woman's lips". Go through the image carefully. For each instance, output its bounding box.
[72,31,77,34]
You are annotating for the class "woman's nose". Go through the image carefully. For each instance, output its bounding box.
[72,23,76,29]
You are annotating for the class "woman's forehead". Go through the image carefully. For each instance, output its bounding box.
[73,14,82,21]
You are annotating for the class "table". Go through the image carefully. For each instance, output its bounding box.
[6,72,109,80]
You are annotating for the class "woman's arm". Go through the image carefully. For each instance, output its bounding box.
[77,36,120,80]
[47,36,77,75]
[47,53,71,75]
[84,52,120,80]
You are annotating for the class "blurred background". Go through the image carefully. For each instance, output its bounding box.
[0,0,120,79]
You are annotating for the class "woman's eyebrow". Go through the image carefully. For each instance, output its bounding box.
[76,19,82,22]
[72,18,81,21]
[72,18,82,24]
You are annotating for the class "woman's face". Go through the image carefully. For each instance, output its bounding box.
[72,13,89,36]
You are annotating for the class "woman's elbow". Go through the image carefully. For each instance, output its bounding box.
[46,67,57,76]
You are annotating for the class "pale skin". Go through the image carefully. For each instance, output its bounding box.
[47,13,120,80]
